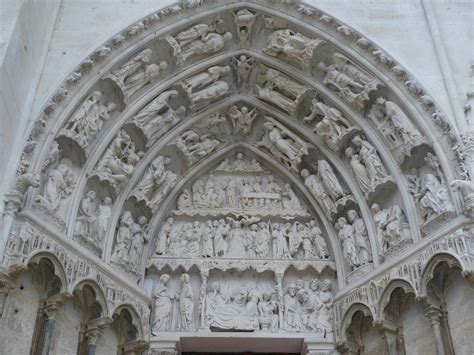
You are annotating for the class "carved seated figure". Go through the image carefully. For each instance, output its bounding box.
[258,292,279,332]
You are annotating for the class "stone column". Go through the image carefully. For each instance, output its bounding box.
[199,268,209,331]
[84,317,113,355]
[374,319,399,355]
[0,273,15,318]
[275,273,284,330]
[440,309,455,355]
[424,306,446,355]
[40,292,71,355]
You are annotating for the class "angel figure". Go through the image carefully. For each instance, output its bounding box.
[227,105,258,136]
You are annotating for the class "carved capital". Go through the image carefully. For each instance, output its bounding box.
[85,317,113,345]
[121,339,149,355]
[462,269,474,287]
[41,292,72,320]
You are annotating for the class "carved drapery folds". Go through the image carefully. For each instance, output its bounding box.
[5,1,471,352]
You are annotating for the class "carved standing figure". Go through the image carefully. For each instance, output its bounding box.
[152,274,174,334]
[419,173,454,221]
[36,161,75,211]
[74,191,99,241]
[96,197,112,242]
[178,273,195,331]
[301,169,334,216]
[352,136,391,189]
[347,210,371,266]
[317,160,345,201]
[231,55,256,88]
[233,9,257,45]
[335,217,358,269]
[284,283,301,331]
[156,217,173,255]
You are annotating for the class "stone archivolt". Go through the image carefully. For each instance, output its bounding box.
[2,1,473,354]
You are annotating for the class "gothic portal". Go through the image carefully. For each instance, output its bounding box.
[1,1,473,355]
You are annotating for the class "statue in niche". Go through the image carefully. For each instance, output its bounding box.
[35,160,75,211]
[181,66,231,108]
[129,216,149,272]
[301,169,334,217]
[226,218,246,258]
[258,120,309,172]
[104,48,167,103]
[177,189,193,210]
[74,191,99,242]
[231,55,256,88]
[255,67,308,116]
[227,105,258,136]
[132,90,185,146]
[263,29,325,71]
[178,273,195,331]
[368,97,425,155]
[202,221,214,257]
[308,220,329,259]
[272,223,291,259]
[213,219,228,257]
[233,9,257,46]
[176,129,221,165]
[96,197,112,241]
[60,91,116,152]
[95,130,143,193]
[282,183,301,209]
[206,282,227,324]
[352,136,392,191]
[258,291,279,332]
[347,210,372,266]
[418,173,454,222]
[371,203,407,254]
[283,283,301,331]
[317,160,346,202]
[335,216,359,269]
[226,178,238,208]
[296,288,319,331]
[345,147,371,194]
[111,211,135,265]
[166,16,232,66]
[156,217,173,255]
[317,53,379,111]
[303,98,359,152]
[206,286,259,331]
[152,274,174,334]
[131,155,178,210]
[318,279,334,334]
[168,225,183,257]
[41,141,62,172]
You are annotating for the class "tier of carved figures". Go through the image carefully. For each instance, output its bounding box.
[156,217,329,261]
[151,272,334,335]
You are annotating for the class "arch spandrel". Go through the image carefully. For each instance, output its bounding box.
[4,1,472,349]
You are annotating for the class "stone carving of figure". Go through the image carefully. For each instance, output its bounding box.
[132,155,178,210]
[263,29,325,71]
[345,147,370,194]
[317,53,379,111]
[254,222,271,258]
[231,55,256,88]
[105,48,167,102]
[258,120,309,172]
[296,288,318,331]
[258,292,279,332]
[74,191,99,242]
[213,219,228,257]
[111,211,134,265]
[308,220,329,259]
[226,219,247,258]
[129,216,149,272]
[132,90,185,146]
[227,105,257,136]
[301,169,334,216]
[272,223,291,259]
[152,274,174,334]
[347,210,372,266]
[35,161,75,211]
[335,217,358,269]
[225,178,238,208]
[233,9,257,45]
[255,67,308,116]
[371,203,406,253]
[206,282,227,326]
[284,283,301,331]
[303,99,359,152]
[96,197,112,242]
[166,17,232,65]
[282,183,301,209]
[317,279,334,334]
[156,217,173,255]
[352,136,392,191]
[183,221,202,257]
[176,130,221,164]
[95,130,142,192]
[178,273,195,331]
[419,173,454,221]
[317,160,345,202]
[60,91,116,152]
[202,220,214,257]
[177,189,193,210]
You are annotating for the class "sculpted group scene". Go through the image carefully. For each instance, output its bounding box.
[0,1,473,354]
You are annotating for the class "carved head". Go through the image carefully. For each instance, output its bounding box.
[347,209,358,222]
[103,197,112,205]
[321,279,332,291]
[287,283,296,296]
[296,289,309,303]
[300,169,310,179]
[295,279,304,290]
[370,203,381,214]
[180,273,190,283]
[138,216,148,225]
[86,190,96,200]
[160,274,170,285]
[310,279,320,291]
[344,147,354,158]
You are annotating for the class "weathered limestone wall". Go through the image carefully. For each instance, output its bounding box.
[402,301,437,355]
[49,301,81,355]
[0,272,40,355]
[96,327,119,355]
[445,275,474,355]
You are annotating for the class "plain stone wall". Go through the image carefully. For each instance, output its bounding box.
[402,300,437,355]
[445,274,474,355]
[49,301,81,355]
[96,327,119,355]
[0,0,472,208]
[0,272,40,355]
